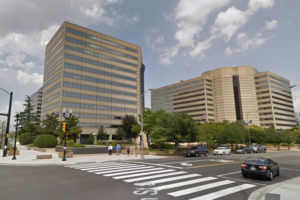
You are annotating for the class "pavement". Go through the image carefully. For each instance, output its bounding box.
[0,143,164,166]
[1,144,300,200]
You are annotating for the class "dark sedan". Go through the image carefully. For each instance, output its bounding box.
[241,158,279,180]
[236,146,253,154]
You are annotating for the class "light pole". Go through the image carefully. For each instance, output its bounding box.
[140,89,151,159]
[0,88,13,157]
[62,108,72,161]
[12,114,19,160]
[246,110,258,146]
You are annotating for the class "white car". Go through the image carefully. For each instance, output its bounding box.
[213,147,231,155]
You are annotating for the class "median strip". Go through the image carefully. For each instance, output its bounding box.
[185,161,243,169]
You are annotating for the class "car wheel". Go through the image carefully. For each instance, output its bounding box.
[277,168,280,176]
[268,171,274,180]
[242,173,247,178]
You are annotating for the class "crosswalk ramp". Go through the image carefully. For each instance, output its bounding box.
[66,162,256,199]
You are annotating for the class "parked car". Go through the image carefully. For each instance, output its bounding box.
[241,157,279,180]
[237,146,254,154]
[186,145,209,157]
[252,144,266,153]
[235,147,244,154]
[213,147,231,155]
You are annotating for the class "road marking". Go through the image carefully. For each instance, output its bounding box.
[90,166,154,173]
[102,168,164,176]
[217,171,241,177]
[124,171,187,182]
[113,169,175,179]
[180,162,193,166]
[185,161,243,169]
[161,159,235,165]
[81,165,142,171]
[135,174,202,186]
[151,177,217,191]
[125,161,183,169]
[168,180,235,197]
[218,176,267,186]
[189,183,256,200]
[68,162,118,168]
[281,167,300,172]
[73,163,138,170]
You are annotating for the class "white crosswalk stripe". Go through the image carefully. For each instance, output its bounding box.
[113,169,176,179]
[189,184,256,200]
[151,177,217,191]
[102,167,164,176]
[87,165,150,173]
[124,171,188,183]
[66,162,256,199]
[168,180,234,197]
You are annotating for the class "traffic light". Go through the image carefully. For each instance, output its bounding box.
[62,122,66,132]
[66,134,70,140]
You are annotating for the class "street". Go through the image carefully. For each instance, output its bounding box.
[1,150,300,200]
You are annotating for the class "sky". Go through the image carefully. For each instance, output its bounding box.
[1,0,300,126]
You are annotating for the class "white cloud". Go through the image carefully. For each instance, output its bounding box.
[159,45,179,65]
[292,88,300,113]
[248,0,275,14]
[16,70,43,85]
[190,38,213,57]
[265,20,278,30]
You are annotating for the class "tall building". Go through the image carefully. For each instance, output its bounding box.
[30,87,43,125]
[41,22,144,142]
[152,66,296,129]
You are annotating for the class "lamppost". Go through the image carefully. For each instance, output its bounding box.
[62,108,72,161]
[0,88,13,157]
[246,110,258,146]
[140,89,151,159]
[12,114,19,160]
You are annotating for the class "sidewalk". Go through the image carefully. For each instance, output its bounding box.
[0,144,164,166]
[249,176,300,200]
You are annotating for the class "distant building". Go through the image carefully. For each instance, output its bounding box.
[41,22,145,142]
[30,87,43,125]
[152,66,296,129]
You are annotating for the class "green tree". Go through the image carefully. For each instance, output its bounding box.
[41,113,59,136]
[122,114,138,139]
[247,125,266,144]
[151,112,198,152]
[114,127,126,140]
[216,122,245,149]
[293,125,300,144]
[18,96,38,128]
[59,116,82,142]
[265,126,283,150]
[281,129,297,150]
[18,123,41,145]
[197,122,226,146]
[97,126,109,140]
[88,134,94,144]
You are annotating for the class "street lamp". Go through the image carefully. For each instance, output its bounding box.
[140,89,151,159]
[246,110,258,146]
[12,114,19,160]
[0,88,13,157]
[62,108,72,161]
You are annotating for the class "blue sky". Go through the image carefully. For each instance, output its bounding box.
[0,0,300,123]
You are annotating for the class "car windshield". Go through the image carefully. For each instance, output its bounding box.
[216,147,225,150]
[245,158,267,165]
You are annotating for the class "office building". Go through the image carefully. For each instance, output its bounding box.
[30,87,43,125]
[41,22,144,142]
[152,66,296,129]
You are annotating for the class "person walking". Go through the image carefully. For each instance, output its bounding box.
[108,144,113,156]
[116,143,121,156]
[134,146,138,157]
[127,146,130,156]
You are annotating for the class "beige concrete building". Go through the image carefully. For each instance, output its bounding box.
[41,22,144,142]
[152,66,296,129]
[30,87,43,125]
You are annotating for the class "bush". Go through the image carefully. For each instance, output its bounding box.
[149,143,175,151]
[66,140,84,148]
[19,132,34,145]
[33,135,57,148]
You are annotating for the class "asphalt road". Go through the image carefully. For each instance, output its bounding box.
[1,150,300,200]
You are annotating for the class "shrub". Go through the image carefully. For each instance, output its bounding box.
[66,140,84,148]
[19,132,34,145]
[96,140,103,145]
[149,143,175,151]
[33,135,58,148]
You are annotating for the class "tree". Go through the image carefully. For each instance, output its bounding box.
[122,114,138,139]
[88,134,94,144]
[265,126,283,150]
[216,122,245,149]
[248,125,266,144]
[41,113,59,136]
[58,116,82,142]
[197,122,227,146]
[97,126,109,140]
[281,129,297,150]
[151,112,198,152]
[293,125,300,144]
[114,127,126,140]
[18,95,38,128]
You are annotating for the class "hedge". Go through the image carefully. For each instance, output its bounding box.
[33,135,58,148]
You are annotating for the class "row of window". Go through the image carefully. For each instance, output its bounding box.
[269,75,290,85]
[78,123,112,128]
[273,101,294,109]
[275,118,296,123]
[41,102,59,113]
[73,112,123,120]
[65,54,136,75]
[271,85,291,95]
[174,93,205,101]
[42,92,60,105]
[62,101,136,113]
[64,72,136,90]
[255,74,268,80]
[63,92,137,105]
[174,103,206,110]
[272,96,293,104]
[64,45,137,68]
[255,80,268,85]
[272,91,292,99]
[274,106,294,113]
[152,79,204,95]
[276,123,295,127]
[44,64,62,82]
[64,62,136,82]
[46,38,64,64]
[174,98,205,106]
[63,82,136,97]
[66,36,138,61]
[43,73,61,89]
[152,99,173,106]
[274,112,295,118]
[270,80,290,89]
[153,84,205,98]
[46,47,63,66]
[66,27,138,53]
[43,83,60,97]
[45,55,63,73]
[46,29,64,54]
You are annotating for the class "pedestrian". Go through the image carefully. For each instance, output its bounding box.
[127,146,130,156]
[134,146,138,157]
[116,143,121,155]
[108,144,113,156]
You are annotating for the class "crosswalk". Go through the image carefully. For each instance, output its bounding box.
[66,162,256,199]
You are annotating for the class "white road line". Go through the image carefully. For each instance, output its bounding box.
[68,162,118,168]
[124,171,187,183]
[113,169,175,179]
[168,180,235,197]
[80,164,142,171]
[189,183,256,200]
[151,177,217,191]
[126,161,183,169]
[87,165,149,173]
[71,163,131,169]
[103,168,164,176]
[218,176,266,186]
[217,171,241,177]
[136,174,202,186]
